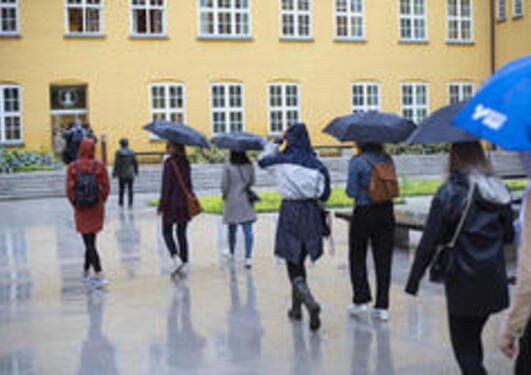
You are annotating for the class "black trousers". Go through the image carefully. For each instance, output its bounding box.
[162,220,189,263]
[515,317,531,375]
[448,313,489,375]
[286,248,308,282]
[82,233,102,273]
[348,202,394,309]
[118,179,134,207]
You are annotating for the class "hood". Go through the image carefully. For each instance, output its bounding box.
[78,138,95,160]
[284,123,314,155]
[470,173,511,206]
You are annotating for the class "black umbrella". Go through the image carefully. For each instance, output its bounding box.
[211,132,266,152]
[406,102,478,145]
[143,121,210,148]
[324,111,417,144]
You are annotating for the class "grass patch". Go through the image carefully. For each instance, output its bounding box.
[400,178,527,196]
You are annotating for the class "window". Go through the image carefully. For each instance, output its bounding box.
[448,82,474,104]
[66,0,103,35]
[199,0,251,38]
[280,0,312,39]
[498,0,506,20]
[447,0,472,42]
[401,83,428,124]
[211,83,244,134]
[0,85,23,145]
[335,0,364,40]
[149,83,186,123]
[514,0,523,18]
[399,0,427,42]
[131,0,165,36]
[351,83,379,113]
[268,83,300,134]
[0,0,18,35]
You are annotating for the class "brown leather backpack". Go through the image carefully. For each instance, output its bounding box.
[361,155,400,203]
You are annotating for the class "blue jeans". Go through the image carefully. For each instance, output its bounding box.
[228,222,254,259]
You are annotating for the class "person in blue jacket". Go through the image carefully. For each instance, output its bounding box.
[346,142,396,321]
[258,123,331,331]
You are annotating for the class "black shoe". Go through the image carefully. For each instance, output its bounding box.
[309,305,321,331]
[288,288,302,320]
[293,277,321,331]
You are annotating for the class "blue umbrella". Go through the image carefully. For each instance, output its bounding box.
[211,132,265,152]
[143,121,210,148]
[324,111,416,144]
[452,56,531,150]
[406,102,478,144]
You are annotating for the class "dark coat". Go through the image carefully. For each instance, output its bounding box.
[112,148,138,181]
[405,172,514,317]
[158,154,192,224]
[66,139,110,234]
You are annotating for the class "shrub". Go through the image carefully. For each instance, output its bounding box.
[0,147,61,174]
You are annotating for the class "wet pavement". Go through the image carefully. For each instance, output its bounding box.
[0,194,516,374]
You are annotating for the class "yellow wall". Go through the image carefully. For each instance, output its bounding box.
[0,0,493,160]
[495,0,531,68]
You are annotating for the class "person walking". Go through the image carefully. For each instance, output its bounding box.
[158,142,193,276]
[63,119,85,164]
[346,142,398,321]
[258,123,331,331]
[112,138,138,208]
[66,138,110,288]
[499,152,531,375]
[221,151,257,268]
[405,141,514,375]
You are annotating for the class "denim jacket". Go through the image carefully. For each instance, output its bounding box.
[346,150,393,207]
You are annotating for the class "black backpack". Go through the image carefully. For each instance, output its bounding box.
[74,162,99,208]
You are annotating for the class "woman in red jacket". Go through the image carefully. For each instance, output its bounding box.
[66,138,110,288]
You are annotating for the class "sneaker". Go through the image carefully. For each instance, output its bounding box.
[348,303,369,316]
[170,255,184,273]
[180,263,189,276]
[245,258,252,269]
[92,276,109,289]
[373,308,389,321]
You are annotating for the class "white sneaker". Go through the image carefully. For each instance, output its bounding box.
[170,255,184,273]
[92,276,109,289]
[245,258,252,269]
[180,263,189,276]
[82,271,90,284]
[373,308,389,321]
[348,303,369,316]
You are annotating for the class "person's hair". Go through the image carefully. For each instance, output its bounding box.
[230,151,250,165]
[167,142,186,156]
[448,141,493,176]
[358,142,384,153]
[119,138,128,147]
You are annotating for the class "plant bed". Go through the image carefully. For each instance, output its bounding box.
[0,148,61,174]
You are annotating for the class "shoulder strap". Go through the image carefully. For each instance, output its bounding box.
[448,180,475,247]
[170,160,192,198]
[360,154,374,168]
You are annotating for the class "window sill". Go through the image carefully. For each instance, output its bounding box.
[333,37,367,43]
[513,15,523,20]
[279,37,314,42]
[197,35,253,41]
[0,33,21,38]
[497,18,507,23]
[64,33,105,39]
[446,40,475,46]
[129,34,169,40]
[398,39,429,45]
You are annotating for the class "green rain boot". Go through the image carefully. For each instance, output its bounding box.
[288,287,303,321]
[293,277,321,331]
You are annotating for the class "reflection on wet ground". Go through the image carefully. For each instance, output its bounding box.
[0,194,515,374]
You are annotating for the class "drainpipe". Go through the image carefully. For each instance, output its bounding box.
[490,0,496,74]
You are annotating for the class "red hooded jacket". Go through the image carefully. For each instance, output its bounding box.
[66,139,110,234]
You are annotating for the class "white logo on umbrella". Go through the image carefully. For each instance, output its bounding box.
[472,104,508,131]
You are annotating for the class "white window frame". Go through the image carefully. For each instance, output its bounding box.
[65,0,104,36]
[0,84,23,145]
[513,0,523,18]
[210,83,245,135]
[448,82,474,104]
[498,0,506,21]
[334,0,365,41]
[279,0,312,40]
[401,82,429,125]
[351,82,380,113]
[267,83,301,135]
[130,0,166,37]
[148,83,186,139]
[198,0,252,39]
[0,0,19,36]
[399,0,427,42]
[446,0,473,43]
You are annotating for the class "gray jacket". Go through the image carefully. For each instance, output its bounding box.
[221,163,257,225]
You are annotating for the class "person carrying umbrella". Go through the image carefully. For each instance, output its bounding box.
[258,123,331,331]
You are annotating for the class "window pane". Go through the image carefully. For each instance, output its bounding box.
[150,9,163,33]
[86,8,100,32]
[134,9,147,33]
[68,8,84,32]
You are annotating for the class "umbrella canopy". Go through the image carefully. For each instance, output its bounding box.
[406,102,478,144]
[211,131,266,152]
[143,121,210,148]
[452,56,531,150]
[324,111,416,144]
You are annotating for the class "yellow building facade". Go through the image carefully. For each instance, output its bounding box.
[0,0,525,160]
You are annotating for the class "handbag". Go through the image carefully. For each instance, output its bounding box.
[429,181,475,283]
[237,166,261,205]
[170,160,202,218]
